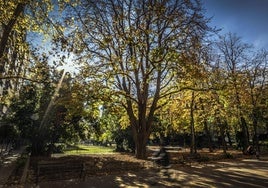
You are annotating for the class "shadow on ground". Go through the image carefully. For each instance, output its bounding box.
[26,157,268,188]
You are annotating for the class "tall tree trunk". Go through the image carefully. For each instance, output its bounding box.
[234,82,249,153]
[226,130,233,147]
[0,3,25,73]
[199,98,213,152]
[240,116,249,154]
[216,117,227,154]
[223,120,232,147]
[130,113,152,159]
[219,124,227,154]
[0,3,26,114]
[190,92,196,154]
[135,132,149,159]
[252,109,260,153]
[204,120,213,152]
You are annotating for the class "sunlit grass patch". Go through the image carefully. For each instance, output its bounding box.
[63,144,116,155]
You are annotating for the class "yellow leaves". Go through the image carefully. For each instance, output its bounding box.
[0,0,55,38]
[0,1,19,24]
[119,112,130,129]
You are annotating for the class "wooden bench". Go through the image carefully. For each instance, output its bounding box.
[36,161,86,184]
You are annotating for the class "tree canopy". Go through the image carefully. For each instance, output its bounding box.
[0,0,267,158]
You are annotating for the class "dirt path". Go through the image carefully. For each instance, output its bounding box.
[26,156,268,188]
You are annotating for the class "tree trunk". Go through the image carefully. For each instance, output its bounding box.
[252,110,260,153]
[223,120,232,147]
[240,116,249,154]
[199,98,213,152]
[190,92,196,154]
[226,130,233,147]
[31,139,46,156]
[203,120,213,152]
[0,3,25,72]
[134,131,149,159]
[219,124,227,154]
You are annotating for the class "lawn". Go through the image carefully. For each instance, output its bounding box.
[63,144,116,155]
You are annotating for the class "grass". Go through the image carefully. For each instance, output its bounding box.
[63,144,116,155]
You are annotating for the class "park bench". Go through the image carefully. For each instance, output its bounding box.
[36,161,86,184]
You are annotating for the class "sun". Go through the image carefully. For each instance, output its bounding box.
[56,53,79,75]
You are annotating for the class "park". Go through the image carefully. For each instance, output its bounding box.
[1,0,268,187]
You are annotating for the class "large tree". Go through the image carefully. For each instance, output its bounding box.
[64,0,210,158]
[244,50,268,153]
[217,33,252,153]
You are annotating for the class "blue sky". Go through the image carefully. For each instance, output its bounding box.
[202,0,268,50]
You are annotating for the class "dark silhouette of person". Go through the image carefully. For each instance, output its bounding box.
[246,145,255,155]
[152,146,170,167]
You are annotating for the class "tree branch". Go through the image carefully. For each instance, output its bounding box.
[0,76,48,83]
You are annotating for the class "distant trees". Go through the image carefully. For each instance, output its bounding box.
[216,33,251,153]
[213,33,268,153]
[244,50,268,153]
[151,32,268,155]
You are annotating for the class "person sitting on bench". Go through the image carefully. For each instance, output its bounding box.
[152,146,170,167]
